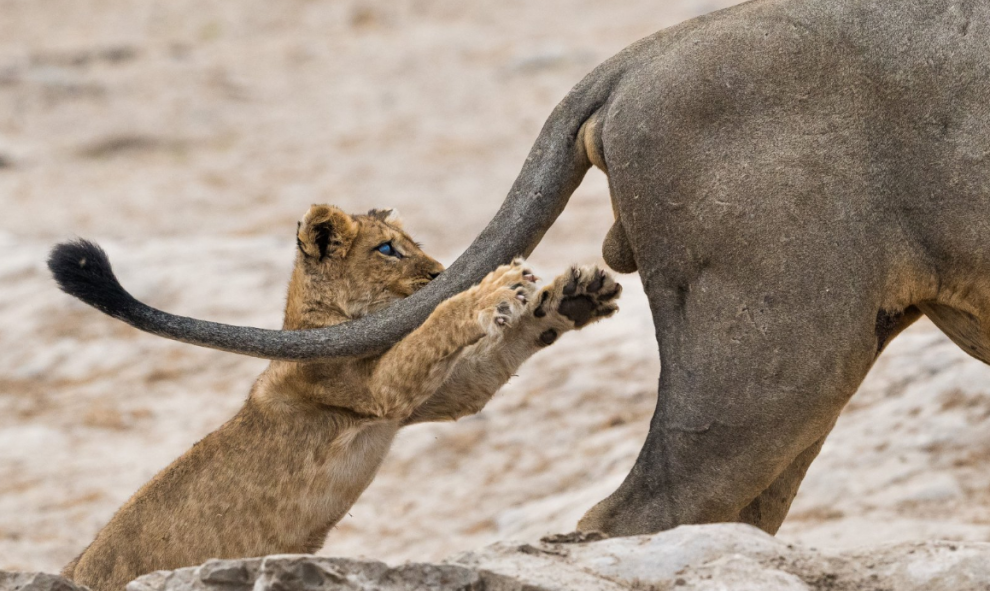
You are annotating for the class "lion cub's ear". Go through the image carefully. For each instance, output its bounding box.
[297,205,358,261]
[367,208,403,228]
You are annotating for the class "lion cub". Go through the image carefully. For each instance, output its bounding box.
[62,205,621,591]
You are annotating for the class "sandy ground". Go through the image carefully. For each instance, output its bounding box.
[2,0,990,574]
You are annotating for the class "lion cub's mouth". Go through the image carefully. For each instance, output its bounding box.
[399,278,433,295]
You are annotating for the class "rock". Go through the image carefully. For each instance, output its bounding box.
[673,555,812,591]
[450,542,624,591]
[844,541,990,591]
[547,523,790,583]
[6,524,990,591]
[194,559,254,586]
[126,556,490,591]
[0,572,88,591]
[451,524,809,590]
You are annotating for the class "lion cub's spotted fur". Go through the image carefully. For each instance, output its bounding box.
[62,205,621,591]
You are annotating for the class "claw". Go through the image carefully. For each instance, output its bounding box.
[563,268,579,296]
[586,270,605,293]
[601,284,622,300]
[595,304,619,317]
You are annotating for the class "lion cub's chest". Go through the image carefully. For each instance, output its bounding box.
[300,420,399,522]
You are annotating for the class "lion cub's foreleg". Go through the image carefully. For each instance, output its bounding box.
[405,265,621,424]
[366,260,540,421]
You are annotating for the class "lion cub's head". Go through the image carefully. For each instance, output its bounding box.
[284,204,444,330]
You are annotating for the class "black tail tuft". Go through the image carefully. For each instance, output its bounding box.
[48,239,138,318]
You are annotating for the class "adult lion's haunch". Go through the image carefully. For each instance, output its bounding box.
[50,0,990,537]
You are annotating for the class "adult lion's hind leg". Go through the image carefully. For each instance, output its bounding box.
[737,305,923,533]
[578,270,884,537]
[736,430,830,534]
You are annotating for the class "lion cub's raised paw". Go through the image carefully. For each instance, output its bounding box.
[536,265,621,328]
[473,258,539,335]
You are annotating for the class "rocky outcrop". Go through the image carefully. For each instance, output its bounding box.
[449,524,990,590]
[6,524,990,590]
[0,572,88,591]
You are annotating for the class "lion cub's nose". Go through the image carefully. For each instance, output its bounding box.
[428,271,442,280]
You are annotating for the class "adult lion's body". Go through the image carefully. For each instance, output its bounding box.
[52,0,990,538]
[578,0,990,535]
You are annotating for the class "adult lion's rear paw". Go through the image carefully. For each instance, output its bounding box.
[474,258,539,334]
[536,265,621,329]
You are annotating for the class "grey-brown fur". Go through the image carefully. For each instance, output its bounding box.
[50,0,990,537]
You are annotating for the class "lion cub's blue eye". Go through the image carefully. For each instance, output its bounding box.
[376,242,398,257]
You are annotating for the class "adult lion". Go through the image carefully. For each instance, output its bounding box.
[50,0,990,537]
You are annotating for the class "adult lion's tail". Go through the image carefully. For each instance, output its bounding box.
[49,240,138,321]
[48,65,624,361]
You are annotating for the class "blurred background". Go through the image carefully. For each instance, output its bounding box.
[3,0,990,573]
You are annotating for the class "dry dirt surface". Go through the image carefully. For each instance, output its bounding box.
[2,0,990,575]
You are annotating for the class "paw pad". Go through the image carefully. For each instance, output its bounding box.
[555,266,621,328]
